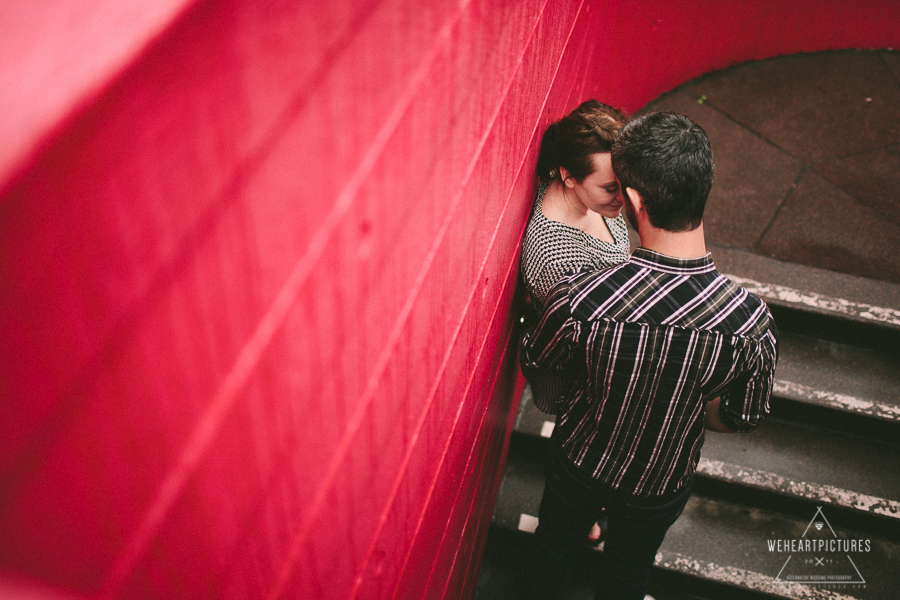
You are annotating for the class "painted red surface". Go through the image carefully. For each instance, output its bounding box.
[1,0,897,598]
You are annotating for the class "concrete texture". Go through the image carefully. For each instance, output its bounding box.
[702,416,900,501]
[776,332,900,412]
[709,244,900,313]
[758,169,900,283]
[661,496,899,600]
[642,49,900,285]
[814,145,900,225]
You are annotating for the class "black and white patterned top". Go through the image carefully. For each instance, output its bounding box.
[520,249,778,496]
[521,179,630,309]
[520,179,631,414]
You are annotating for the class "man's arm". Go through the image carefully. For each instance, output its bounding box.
[520,282,579,372]
[716,317,779,432]
[705,397,736,433]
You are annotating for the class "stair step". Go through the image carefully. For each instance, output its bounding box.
[710,244,900,353]
[715,247,900,439]
[656,494,896,600]
[775,332,900,421]
[512,390,900,538]
[700,419,900,533]
[492,452,900,600]
[709,245,900,319]
[475,527,713,600]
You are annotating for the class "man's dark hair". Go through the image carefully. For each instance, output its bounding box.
[611,112,713,231]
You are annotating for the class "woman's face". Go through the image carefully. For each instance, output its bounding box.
[566,152,623,218]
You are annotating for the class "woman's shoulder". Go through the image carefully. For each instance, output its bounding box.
[528,181,595,240]
[522,253,591,306]
[521,228,598,302]
[524,185,580,245]
[523,209,584,260]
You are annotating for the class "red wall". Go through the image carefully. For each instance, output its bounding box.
[1,0,897,598]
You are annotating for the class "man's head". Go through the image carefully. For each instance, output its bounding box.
[611,112,713,232]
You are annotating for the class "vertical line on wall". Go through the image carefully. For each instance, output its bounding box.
[459,361,526,600]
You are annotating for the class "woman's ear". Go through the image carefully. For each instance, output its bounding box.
[559,166,576,188]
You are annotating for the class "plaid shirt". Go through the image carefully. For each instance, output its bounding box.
[520,248,778,497]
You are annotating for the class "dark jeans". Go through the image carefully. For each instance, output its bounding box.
[519,444,692,600]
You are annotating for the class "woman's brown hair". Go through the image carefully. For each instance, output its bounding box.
[536,100,627,183]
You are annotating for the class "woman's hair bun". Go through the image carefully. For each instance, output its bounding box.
[535,100,627,183]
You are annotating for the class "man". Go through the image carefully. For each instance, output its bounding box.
[518,112,778,600]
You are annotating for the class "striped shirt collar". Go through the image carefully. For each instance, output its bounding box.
[630,247,716,275]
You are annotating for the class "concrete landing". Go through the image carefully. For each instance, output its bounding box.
[641,49,900,286]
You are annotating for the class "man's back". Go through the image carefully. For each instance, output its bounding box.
[523,247,778,497]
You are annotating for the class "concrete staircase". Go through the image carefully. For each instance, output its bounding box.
[475,246,900,600]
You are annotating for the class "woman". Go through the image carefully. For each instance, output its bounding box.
[520,99,631,547]
[521,99,631,411]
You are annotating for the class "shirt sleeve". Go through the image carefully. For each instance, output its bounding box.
[520,279,580,372]
[718,312,779,432]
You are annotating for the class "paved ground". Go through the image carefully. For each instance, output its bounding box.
[640,49,900,285]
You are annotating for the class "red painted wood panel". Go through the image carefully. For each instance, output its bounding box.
[1,0,898,599]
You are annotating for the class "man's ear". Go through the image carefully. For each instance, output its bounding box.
[624,187,644,213]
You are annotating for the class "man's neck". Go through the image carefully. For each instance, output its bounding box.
[637,222,708,259]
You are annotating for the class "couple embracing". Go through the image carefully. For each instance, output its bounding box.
[517,104,779,600]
